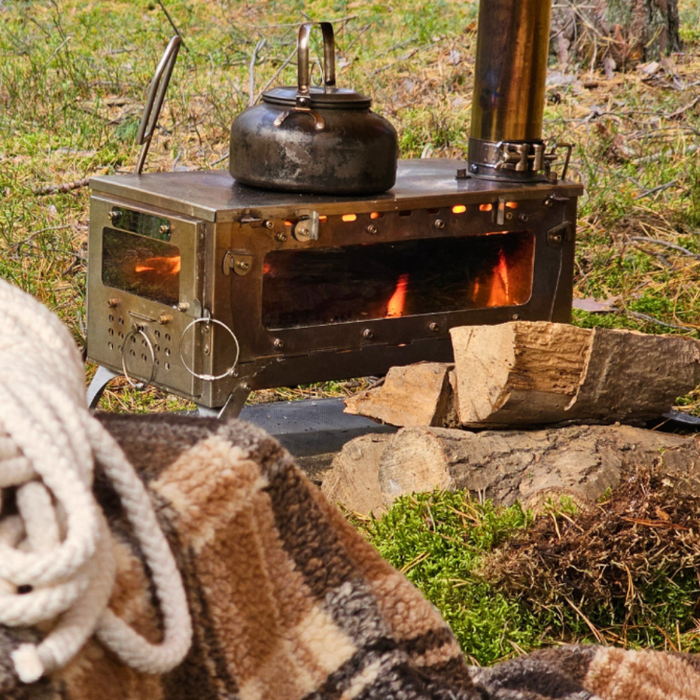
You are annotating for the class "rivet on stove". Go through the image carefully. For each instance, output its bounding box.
[434,219,445,230]
[177,302,190,312]
[159,223,171,236]
[519,214,529,223]
[275,232,287,242]
[107,298,119,308]
[237,260,250,271]
[264,220,275,230]
[505,212,514,221]
[366,224,378,235]
[362,329,374,340]
[159,314,172,325]
[429,322,439,332]
[273,338,284,350]
[512,314,520,320]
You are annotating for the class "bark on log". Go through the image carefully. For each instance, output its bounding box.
[321,433,393,516]
[450,322,700,428]
[344,362,456,428]
[551,0,681,69]
[323,425,700,515]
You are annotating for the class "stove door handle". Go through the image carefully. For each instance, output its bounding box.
[178,316,240,383]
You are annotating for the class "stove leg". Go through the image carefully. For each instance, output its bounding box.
[87,366,120,409]
[196,386,251,421]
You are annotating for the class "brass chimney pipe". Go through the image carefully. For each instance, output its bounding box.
[467,0,555,181]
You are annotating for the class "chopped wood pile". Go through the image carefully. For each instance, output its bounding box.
[325,322,700,516]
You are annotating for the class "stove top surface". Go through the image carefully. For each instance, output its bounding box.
[90,159,583,222]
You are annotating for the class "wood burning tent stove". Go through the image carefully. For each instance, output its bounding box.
[86,0,583,417]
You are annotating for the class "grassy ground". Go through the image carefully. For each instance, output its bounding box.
[3,0,699,411]
[2,0,700,662]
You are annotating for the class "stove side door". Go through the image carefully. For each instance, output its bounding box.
[86,195,207,404]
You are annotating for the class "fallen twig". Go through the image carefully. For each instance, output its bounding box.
[249,39,267,107]
[563,595,607,645]
[254,15,358,30]
[626,311,696,332]
[667,96,700,120]
[254,45,298,104]
[33,178,90,196]
[5,225,71,253]
[629,236,700,259]
[369,47,421,77]
[633,179,678,201]
[209,153,229,167]
[156,0,189,52]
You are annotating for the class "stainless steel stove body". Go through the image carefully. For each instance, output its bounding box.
[86,159,582,414]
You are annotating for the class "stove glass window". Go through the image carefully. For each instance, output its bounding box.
[102,228,180,306]
[262,230,534,329]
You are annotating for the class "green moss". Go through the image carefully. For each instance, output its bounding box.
[353,491,541,664]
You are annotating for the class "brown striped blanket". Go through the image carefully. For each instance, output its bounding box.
[1,413,699,700]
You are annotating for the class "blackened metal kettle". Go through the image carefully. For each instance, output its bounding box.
[229,22,398,195]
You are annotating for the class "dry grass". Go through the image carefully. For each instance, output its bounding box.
[1,0,700,411]
[482,472,700,651]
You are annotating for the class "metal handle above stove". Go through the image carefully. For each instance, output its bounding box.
[135,35,182,175]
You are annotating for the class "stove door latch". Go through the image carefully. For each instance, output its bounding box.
[223,251,254,276]
[547,221,574,248]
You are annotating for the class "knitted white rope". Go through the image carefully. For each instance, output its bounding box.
[0,280,192,683]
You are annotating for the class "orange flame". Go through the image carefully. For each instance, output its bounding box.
[486,249,510,307]
[134,256,181,276]
[386,273,409,317]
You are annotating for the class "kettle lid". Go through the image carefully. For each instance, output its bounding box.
[262,85,372,110]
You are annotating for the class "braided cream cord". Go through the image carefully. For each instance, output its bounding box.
[0,280,192,683]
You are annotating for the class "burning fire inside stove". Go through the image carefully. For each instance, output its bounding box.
[134,255,181,276]
[386,274,409,317]
[102,228,181,307]
[262,230,534,329]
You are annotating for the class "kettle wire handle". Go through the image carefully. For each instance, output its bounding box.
[273,22,335,131]
[135,35,182,175]
[297,21,336,97]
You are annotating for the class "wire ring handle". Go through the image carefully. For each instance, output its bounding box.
[121,325,157,388]
[178,317,240,382]
[297,21,336,98]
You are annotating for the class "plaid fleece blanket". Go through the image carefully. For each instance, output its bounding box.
[1,413,699,700]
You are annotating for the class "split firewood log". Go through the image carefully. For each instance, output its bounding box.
[344,362,457,428]
[345,323,700,430]
[450,322,700,428]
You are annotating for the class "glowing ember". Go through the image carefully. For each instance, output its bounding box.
[386,273,409,317]
[134,255,181,275]
[487,249,510,307]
